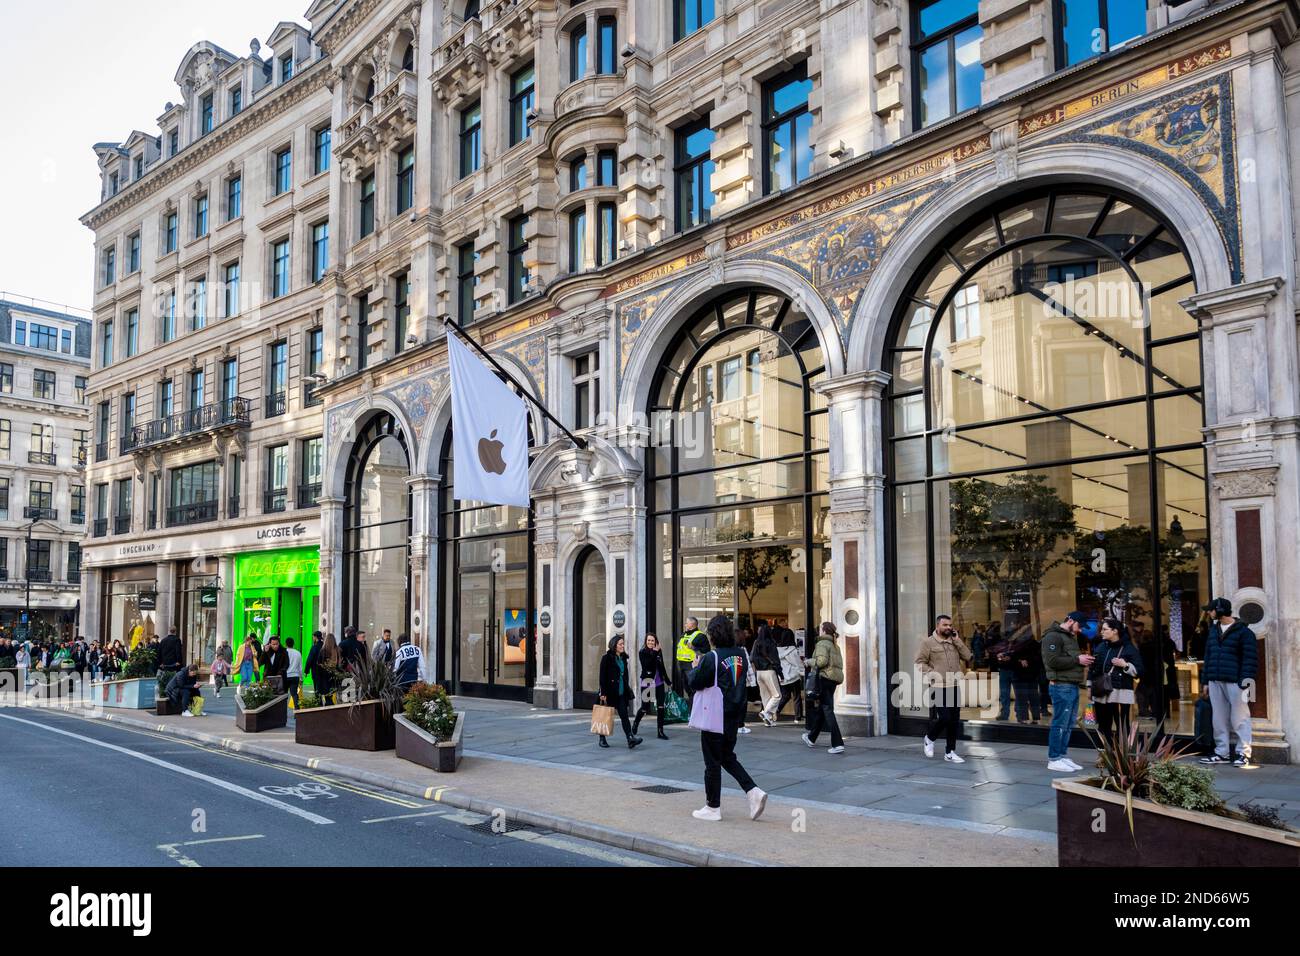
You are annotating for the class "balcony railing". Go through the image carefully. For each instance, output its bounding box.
[167,500,218,527]
[264,489,288,514]
[23,506,57,521]
[71,511,85,525]
[297,483,322,509]
[113,515,132,534]
[27,568,52,584]
[0,569,7,582]
[266,392,287,418]
[122,398,251,452]
[303,380,322,408]
[92,519,107,538]
[28,451,57,466]
[147,510,157,530]
[67,571,81,585]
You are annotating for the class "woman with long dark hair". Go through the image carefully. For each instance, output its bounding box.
[598,636,642,750]
[1089,617,1143,746]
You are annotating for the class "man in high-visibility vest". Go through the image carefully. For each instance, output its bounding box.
[675,616,704,700]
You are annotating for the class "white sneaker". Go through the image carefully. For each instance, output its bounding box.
[737,726,751,734]
[923,736,935,758]
[692,806,722,822]
[760,713,774,727]
[181,711,193,718]
[747,788,768,821]
[1047,759,1076,772]
[801,732,815,748]
[944,752,965,763]
[1063,758,1083,771]
[827,745,845,755]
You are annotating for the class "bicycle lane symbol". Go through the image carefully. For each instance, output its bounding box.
[258,782,339,801]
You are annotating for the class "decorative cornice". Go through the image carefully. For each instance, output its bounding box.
[82,60,332,231]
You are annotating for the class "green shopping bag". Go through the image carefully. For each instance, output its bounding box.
[664,690,689,724]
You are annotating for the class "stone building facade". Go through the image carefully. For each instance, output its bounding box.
[0,298,92,642]
[85,0,1300,760]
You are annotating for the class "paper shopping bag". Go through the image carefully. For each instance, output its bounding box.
[590,704,616,737]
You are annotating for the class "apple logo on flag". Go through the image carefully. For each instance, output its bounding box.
[478,429,507,475]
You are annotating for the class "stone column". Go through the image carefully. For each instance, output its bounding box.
[815,370,891,737]
[217,555,234,650]
[407,475,440,660]
[153,560,176,637]
[318,495,346,637]
[533,537,558,708]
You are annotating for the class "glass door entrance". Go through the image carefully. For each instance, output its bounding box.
[453,534,531,700]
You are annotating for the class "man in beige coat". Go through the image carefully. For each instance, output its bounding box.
[915,615,972,762]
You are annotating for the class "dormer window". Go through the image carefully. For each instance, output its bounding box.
[168,129,179,156]
[230,86,242,115]
[200,93,214,135]
[109,172,119,196]
[133,156,144,180]
[281,53,294,83]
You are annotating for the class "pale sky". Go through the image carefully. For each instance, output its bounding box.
[0,0,311,315]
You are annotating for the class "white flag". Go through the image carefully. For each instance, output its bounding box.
[447,331,530,508]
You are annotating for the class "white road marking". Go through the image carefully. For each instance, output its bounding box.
[0,713,334,825]
[361,810,449,824]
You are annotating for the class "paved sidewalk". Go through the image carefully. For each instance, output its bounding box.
[14,687,1298,865]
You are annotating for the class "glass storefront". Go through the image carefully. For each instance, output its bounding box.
[648,289,832,654]
[232,546,320,685]
[179,558,219,667]
[101,565,158,649]
[344,413,411,639]
[886,188,1211,739]
[439,428,534,700]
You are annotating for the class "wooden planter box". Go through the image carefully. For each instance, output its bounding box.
[235,692,289,733]
[395,712,465,773]
[294,699,396,751]
[90,677,156,710]
[156,697,180,716]
[1054,778,1300,867]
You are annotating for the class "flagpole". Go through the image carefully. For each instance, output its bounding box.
[441,315,588,450]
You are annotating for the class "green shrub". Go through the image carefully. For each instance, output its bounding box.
[403,682,456,740]
[239,681,281,710]
[296,692,324,710]
[1148,760,1223,813]
[118,643,158,680]
[0,656,16,669]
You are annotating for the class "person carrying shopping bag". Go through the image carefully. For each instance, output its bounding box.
[802,622,846,754]
[597,636,643,750]
[632,633,671,741]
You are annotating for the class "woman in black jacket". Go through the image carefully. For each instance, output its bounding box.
[598,636,642,750]
[1088,617,1143,746]
[1008,626,1042,724]
[632,633,671,741]
[751,625,784,726]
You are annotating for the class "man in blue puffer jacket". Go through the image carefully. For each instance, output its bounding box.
[1198,598,1257,767]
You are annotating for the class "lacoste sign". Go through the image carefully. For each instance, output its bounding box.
[257,523,308,541]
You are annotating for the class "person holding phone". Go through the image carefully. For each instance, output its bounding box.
[1042,611,1093,772]
[1088,617,1142,747]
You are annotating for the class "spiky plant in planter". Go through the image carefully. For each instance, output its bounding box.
[402,683,457,741]
[1085,720,1190,839]
[340,653,404,720]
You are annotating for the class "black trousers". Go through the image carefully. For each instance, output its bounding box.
[926,685,961,753]
[805,680,844,748]
[1093,701,1131,747]
[286,677,300,708]
[701,710,757,808]
[778,680,804,719]
[599,696,633,742]
[172,687,199,710]
[634,683,665,732]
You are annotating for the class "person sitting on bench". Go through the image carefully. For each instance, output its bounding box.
[167,664,203,716]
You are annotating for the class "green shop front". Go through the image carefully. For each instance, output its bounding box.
[232,546,320,686]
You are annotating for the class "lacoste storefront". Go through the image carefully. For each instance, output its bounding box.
[231,545,321,685]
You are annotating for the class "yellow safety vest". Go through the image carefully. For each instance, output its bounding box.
[677,631,703,663]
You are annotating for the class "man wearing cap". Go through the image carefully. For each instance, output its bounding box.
[1040,612,1094,773]
[1199,598,1257,767]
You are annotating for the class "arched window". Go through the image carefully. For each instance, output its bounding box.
[344,413,411,637]
[648,289,832,641]
[886,187,1209,737]
[438,408,534,699]
[464,0,480,21]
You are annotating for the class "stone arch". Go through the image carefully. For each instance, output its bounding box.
[617,258,848,424]
[389,27,416,75]
[325,393,418,502]
[528,433,642,497]
[846,144,1237,376]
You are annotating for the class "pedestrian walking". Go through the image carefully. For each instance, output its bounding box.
[1088,617,1142,748]
[339,626,366,670]
[915,614,971,762]
[393,634,426,692]
[774,625,804,720]
[372,628,395,665]
[283,637,304,707]
[1042,611,1093,773]
[632,633,671,740]
[309,632,341,703]
[750,624,784,726]
[157,626,184,684]
[687,614,767,822]
[1008,624,1043,724]
[1198,598,1257,768]
[212,641,232,697]
[233,638,257,687]
[736,627,754,735]
[674,616,704,701]
[801,622,846,754]
[597,636,642,750]
[261,636,289,692]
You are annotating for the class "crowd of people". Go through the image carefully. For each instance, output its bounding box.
[0,635,130,687]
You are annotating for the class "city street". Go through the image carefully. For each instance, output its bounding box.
[0,708,672,868]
